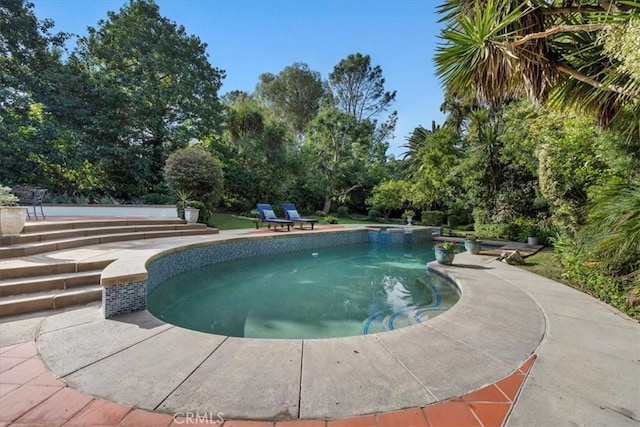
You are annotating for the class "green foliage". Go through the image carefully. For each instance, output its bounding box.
[555,234,639,320]
[336,206,349,218]
[367,208,381,220]
[70,0,224,196]
[435,0,640,134]
[164,147,224,206]
[328,53,396,121]
[303,108,376,212]
[0,186,19,206]
[421,211,445,226]
[402,209,415,218]
[406,126,462,210]
[366,180,412,218]
[141,193,172,205]
[256,62,325,136]
[578,180,640,277]
[323,215,339,224]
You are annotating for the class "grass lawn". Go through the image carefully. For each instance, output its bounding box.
[209,213,256,230]
[518,247,574,287]
[209,212,398,230]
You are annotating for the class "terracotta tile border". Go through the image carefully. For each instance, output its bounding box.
[0,341,536,426]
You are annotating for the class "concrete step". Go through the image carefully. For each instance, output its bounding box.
[23,218,185,234]
[0,227,218,258]
[0,271,102,298]
[0,260,114,281]
[0,285,102,317]
[6,223,208,245]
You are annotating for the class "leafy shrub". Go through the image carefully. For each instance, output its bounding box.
[323,215,338,224]
[336,206,349,217]
[459,224,475,232]
[0,186,18,206]
[475,223,507,239]
[164,147,224,206]
[447,215,461,228]
[367,208,381,220]
[555,234,639,319]
[421,211,444,225]
[142,193,172,205]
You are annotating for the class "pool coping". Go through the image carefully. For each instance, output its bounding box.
[32,226,546,420]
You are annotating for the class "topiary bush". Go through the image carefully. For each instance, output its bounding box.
[164,147,224,206]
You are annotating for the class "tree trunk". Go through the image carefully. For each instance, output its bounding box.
[323,196,332,214]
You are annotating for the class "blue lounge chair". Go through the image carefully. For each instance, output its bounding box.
[256,203,293,231]
[282,203,318,230]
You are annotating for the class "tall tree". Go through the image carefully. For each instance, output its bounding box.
[256,62,325,138]
[328,53,396,121]
[303,108,375,213]
[70,0,225,196]
[0,0,96,191]
[328,53,398,158]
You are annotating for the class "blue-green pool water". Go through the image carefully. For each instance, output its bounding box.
[147,242,460,339]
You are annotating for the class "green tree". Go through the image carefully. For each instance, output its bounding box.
[408,126,462,211]
[366,180,412,219]
[435,0,640,133]
[303,108,375,213]
[218,96,293,212]
[328,53,398,150]
[70,0,225,197]
[256,62,325,138]
[0,0,102,193]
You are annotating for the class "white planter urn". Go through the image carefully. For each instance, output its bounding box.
[184,207,200,224]
[527,236,539,245]
[0,206,27,236]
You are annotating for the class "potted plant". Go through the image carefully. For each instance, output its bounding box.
[175,189,193,219]
[402,209,416,226]
[183,200,202,224]
[527,224,539,246]
[464,233,482,254]
[434,240,456,265]
[0,185,27,236]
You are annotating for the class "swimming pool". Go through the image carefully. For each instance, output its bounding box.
[147,242,460,339]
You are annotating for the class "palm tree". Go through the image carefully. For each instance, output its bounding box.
[434,0,640,132]
[400,122,441,179]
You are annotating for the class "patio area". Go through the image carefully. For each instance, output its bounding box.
[1,224,638,426]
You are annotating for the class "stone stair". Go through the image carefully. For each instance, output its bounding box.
[0,218,219,316]
[0,260,111,317]
[0,218,217,258]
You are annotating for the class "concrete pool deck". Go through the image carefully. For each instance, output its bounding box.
[1,226,639,425]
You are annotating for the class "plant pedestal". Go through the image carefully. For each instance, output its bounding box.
[464,240,482,254]
[0,206,27,236]
[184,207,200,224]
[434,248,455,265]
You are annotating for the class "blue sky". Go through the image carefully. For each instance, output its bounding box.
[32,0,447,157]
